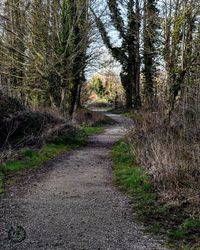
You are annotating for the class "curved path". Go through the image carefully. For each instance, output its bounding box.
[0,113,167,250]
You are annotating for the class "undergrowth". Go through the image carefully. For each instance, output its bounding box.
[74,108,114,126]
[112,140,200,250]
[123,111,143,122]
[0,126,104,194]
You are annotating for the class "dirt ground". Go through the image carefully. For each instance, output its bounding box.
[0,113,168,250]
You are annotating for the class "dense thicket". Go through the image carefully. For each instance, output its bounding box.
[0,0,90,117]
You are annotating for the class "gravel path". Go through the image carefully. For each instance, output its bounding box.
[0,113,168,250]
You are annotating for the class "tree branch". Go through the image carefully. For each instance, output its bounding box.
[107,0,125,38]
[90,7,127,64]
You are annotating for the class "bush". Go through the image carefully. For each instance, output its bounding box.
[44,124,79,145]
[127,111,200,213]
[0,111,64,148]
[0,92,25,120]
[74,108,114,126]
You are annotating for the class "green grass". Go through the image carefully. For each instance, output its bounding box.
[0,144,69,173]
[169,218,200,240]
[112,140,156,213]
[0,171,4,194]
[0,126,104,195]
[82,126,104,135]
[112,140,200,249]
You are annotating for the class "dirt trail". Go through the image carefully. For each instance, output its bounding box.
[0,113,168,250]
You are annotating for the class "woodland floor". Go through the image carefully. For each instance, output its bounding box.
[0,113,168,250]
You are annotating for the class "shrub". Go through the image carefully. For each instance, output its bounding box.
[74,108,114,126]
[0,111,65,148]
[0,92,25,120]
[127,111,200,213]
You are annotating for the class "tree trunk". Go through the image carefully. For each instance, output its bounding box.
[60,86,68,118]
[125,90,133,110]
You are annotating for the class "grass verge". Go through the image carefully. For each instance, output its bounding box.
[123,111,144,121]
[83,126,104,135]
[0,126,104,194]
[112,139,200,250]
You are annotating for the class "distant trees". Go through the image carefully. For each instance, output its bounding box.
[91,77,105,99]
[92,73,122,100]
[83,71,124,104]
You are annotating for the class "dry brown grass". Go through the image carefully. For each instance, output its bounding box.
[73,108,113,126]
[128,110,200,214]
